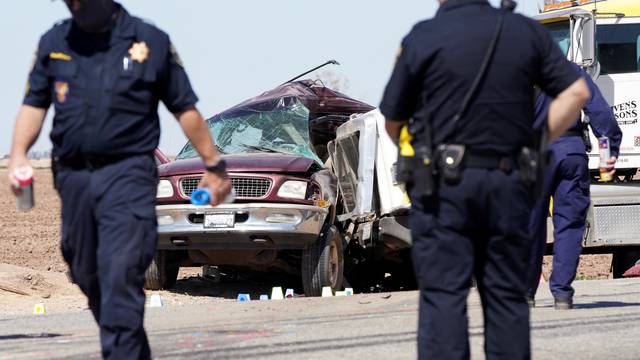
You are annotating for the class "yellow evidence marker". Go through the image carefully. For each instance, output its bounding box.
[33,303,46,315]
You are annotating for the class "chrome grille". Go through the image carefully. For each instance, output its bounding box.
[180,177,272,198]
[180,178,200,198]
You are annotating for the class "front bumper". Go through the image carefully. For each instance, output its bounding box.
[155,203,328,250]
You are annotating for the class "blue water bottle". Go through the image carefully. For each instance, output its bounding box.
[190,188,236,205]
[190,189,211,205]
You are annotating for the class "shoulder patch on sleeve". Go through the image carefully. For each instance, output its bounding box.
[170,43,184,67]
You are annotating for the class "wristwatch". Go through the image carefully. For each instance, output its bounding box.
[204,159,227,174]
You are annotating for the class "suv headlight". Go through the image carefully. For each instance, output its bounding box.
[277,180,308,199]
[157,179,174,198]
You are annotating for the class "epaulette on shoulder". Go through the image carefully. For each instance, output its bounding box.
[53,18,71,28]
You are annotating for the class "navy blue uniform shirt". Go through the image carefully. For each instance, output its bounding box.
[534,63,622,157]
[24,3,198,159]
[380,0,580,155]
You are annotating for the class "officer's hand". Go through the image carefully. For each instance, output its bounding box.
[601,156,617,177]
[7,155,32,196]
[199,171,232,206]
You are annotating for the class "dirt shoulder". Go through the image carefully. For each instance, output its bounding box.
[0,169,65,273]
[0,168,614,317]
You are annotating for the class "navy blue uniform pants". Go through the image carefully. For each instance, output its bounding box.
[527,148,590,301]
[411,169,532,360]
[56,154,158,360]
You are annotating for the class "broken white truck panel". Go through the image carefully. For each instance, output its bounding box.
[331,109,410,220]
[330,109,412,248]
[330,111,377,221]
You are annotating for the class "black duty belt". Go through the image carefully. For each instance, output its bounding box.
[54,154,131,171]
[465,153,518,172]
[560,128,583,138]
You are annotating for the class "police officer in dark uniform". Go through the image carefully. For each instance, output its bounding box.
[8,1,231,358]
[528,63,621,309]
[380,0,590,358]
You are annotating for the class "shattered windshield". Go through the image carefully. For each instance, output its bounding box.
[176,97,323,164]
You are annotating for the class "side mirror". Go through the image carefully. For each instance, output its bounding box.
[586,61,601,79]
[570,12,597,71]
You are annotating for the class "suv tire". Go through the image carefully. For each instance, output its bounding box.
[302,224,344,296]
[144,250,179,290]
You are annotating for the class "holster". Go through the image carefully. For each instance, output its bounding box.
[518,147,540,185]
[437,144,466,184]
[397,146,438,198]
[51,155,60,190]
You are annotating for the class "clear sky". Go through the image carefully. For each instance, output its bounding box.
[1,0,540,156]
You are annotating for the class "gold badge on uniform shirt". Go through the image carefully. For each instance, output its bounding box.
[128,42,150,64]
[54,81,69,103]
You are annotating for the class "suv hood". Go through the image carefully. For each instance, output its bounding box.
[158,153,318,177]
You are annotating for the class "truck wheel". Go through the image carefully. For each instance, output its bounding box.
[144,251,179,290]
[612,249,640,279]
[302,224,344,296]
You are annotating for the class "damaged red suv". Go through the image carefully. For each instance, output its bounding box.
[147,80,373,296]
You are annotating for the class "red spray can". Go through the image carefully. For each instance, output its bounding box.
[14,167,34,211]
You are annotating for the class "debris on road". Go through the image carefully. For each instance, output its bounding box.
[0,282,30,296]
[0,264,61,298]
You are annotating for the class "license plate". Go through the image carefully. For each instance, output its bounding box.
[204,212,235,229]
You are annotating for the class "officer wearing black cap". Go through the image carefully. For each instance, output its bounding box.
[380,0,589,358]
[8,1,231,358]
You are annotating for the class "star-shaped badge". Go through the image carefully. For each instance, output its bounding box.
[129,41,150,64]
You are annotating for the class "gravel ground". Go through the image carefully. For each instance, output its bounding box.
[0,168,616,311]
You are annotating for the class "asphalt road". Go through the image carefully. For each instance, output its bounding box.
[1,278,639,360]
